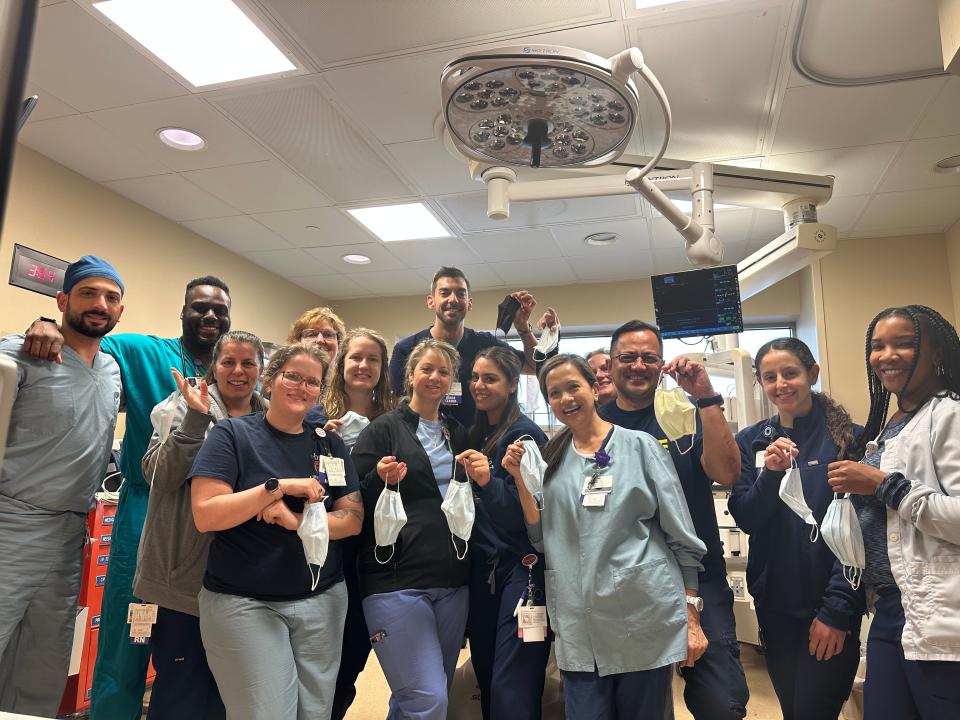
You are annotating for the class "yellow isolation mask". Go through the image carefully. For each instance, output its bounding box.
[653,376,697,453]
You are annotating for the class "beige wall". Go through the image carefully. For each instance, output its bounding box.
[819,233,957,421]
[335,273,800,345]
[947,219,960,323]
[0,145,324,342]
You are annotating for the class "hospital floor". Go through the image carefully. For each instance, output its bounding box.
[140,642,787,719]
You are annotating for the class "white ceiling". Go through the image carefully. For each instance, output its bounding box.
[19,0,960,299]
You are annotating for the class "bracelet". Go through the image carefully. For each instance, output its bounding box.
[695,394,724,409]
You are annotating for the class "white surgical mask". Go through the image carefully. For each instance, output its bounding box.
[653,373,697,453]
[337,410,370,450]
[150,389,180,444]
[441,478,475,560]
[533,325,560,361]
[517,436,547,510]
[297,501,330,590]
[778,458,819,542]
[373,485,406,564]
[820,493,865,589]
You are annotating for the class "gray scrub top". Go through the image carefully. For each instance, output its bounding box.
[0,334,121,512]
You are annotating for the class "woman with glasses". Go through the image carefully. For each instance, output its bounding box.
[323,328,396,720]
[352,338,488,720]
[504,354,706,720]
[287,306,346,361]
[465,346,550,720]
[136,331,267,720]
[189,343,364,720]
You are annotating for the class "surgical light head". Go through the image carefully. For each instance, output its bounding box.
[441,46,648,169]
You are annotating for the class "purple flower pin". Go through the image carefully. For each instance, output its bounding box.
[594,448,611,468]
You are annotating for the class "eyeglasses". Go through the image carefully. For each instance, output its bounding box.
[278,371,323,392]
[301,329,338,342]
[613,352,662,366]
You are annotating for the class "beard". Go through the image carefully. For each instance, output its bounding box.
[65,308,118,338]
[183,316,227,351]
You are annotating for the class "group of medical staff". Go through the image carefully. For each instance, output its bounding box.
[0,256,959,720]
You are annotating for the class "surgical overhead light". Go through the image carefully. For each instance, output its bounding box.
[441,46,671,178]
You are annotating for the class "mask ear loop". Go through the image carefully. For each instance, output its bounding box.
[844,565,862,590]
[374,544,396,565]
[673,436,696,456]
[794,457,820,543]
[451,535,469,561]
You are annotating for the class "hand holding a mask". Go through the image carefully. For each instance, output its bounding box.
[456,449,491,488]
[662,356,715,401]
[764,437,799,472]
[510,290,537,331]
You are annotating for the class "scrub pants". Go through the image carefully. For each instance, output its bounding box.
[0,498,87,716]
[467,559,550,720]
[331,544,371,720]
[90,482,151,720]
[678,576,749,719]
[757,608,860,720]
[562,665,673,720]
[864,587,960,720]
[199,582,348,720]
[146,606,224,720]
[363,586,469,720]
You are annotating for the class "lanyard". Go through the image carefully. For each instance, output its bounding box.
[177,339,205,378]
[586,426,614,490]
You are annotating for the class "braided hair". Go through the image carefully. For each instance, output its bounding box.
[860,304,960,453]
[755,337,858,460]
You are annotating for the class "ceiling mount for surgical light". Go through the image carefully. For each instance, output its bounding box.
[441,45,671,176]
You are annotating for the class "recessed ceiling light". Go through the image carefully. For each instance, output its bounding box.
[934,154,960,174]
[347,203,452,242]
[156,127,206,151]
[635,0,692,8]
[584,232,619,246]
[343,254,371,265]
[93,0,297,87]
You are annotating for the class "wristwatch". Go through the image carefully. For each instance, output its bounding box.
[264,477,283,500]
[686,595,704,613]
[695,394,724,410]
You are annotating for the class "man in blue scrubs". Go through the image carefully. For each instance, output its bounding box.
[0,256,124,716]
[24,276,231,720]
[600,320,749,720]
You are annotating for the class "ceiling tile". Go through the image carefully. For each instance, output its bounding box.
[490,257,576,286]
[627,4,784,159]
[180,216,292,254]
[770,79,943,155]
[241,248,330,277]
[876,136,960,193]
[302,243,406,273]
[181,160,333,214]
[440,192,640,233]
[289,274,369,299]
[914,77,960,139]
[414,263,505,291]
[22,85,77,122]
[385,139,482,196]
[652,247,698,275]
[213,82,414,203]
[763,143,902,197]
[463,229,560,262]
[550,217,651,256]
[105,174,239,221]
[19,115,169,182]
[89,96,273,172]
[856,186,960,232]
[348,269,435,296]
[30,1,187,111]
[750,209,786,243]
[650,209,754,249]
[568,249,655,282]
[251,207,376,247]
[383,237,482,268]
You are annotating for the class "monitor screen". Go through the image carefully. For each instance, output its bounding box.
[651,264,743,339]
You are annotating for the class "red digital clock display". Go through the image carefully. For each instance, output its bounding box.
[9,244,68,298]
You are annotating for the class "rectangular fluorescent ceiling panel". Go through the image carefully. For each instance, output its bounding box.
[93,0,296,87]
[348,203,452,242]
[636,0,691,7]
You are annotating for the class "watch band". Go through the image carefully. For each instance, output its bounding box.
[264,477,283,500]
[686,595,704,613]
[695,394,724,409]
[38,316,58,325]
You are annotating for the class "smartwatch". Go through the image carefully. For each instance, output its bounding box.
[695,394,724,410]
[264,477,283,499]
[686,595,704,613]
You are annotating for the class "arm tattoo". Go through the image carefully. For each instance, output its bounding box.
[331,492,364,523]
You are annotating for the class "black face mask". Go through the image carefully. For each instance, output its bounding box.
[495,294,520,337]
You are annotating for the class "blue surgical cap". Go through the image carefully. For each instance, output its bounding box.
[63,255,124,296]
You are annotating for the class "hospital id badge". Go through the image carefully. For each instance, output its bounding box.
[518,606,547,643]
[443,381,463,406]
[323,456,347,486]
[128,603,158,644]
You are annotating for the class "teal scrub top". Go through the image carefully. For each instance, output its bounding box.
[100,334,204,489]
